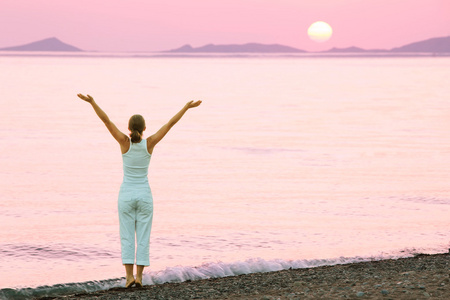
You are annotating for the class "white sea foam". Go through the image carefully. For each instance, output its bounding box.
[144,255,398,286]
[142,246,447,286]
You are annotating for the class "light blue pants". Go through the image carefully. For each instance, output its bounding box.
[118,184,153,266]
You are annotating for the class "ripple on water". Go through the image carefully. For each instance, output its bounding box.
[0,243,117,261]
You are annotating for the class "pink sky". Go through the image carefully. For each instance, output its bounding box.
[0,0,449,52]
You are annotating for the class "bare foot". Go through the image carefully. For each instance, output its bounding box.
[125,277,135,288]
[135,277,143,288]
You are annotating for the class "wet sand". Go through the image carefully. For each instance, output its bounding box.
[42,252,449,299]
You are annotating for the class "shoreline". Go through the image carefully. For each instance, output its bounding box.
[41,252,450,299]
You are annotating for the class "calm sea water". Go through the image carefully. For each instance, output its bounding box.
[0,54,449,298]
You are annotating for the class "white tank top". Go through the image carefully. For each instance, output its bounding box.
[121,139,151,186]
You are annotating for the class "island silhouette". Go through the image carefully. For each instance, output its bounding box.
[0,37,82,52]
[1,36,449,54]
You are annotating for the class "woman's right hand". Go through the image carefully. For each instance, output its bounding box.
[77,93,94,103]
[185,100,202,109]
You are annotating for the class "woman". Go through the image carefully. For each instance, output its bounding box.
[77,93,202,288]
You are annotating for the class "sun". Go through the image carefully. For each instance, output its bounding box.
[307,21,333,43]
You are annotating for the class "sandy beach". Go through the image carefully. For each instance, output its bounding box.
[40,252,449,300]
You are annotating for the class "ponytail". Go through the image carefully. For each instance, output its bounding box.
[128,114,146,143]
[130,130,142,143]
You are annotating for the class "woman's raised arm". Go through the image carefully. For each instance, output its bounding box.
[77,94,129,151]
[147,100,202,153]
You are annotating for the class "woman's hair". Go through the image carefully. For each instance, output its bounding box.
[128,114,146,143]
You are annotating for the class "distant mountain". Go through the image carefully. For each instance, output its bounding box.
[325,46,366,53]
[0,37,82,52]
[166,43,306,53]
[323,47,388,53]
[326,36,450,53]
[390,36,450,53]
[166,37,449,54]
[325,46,387,53]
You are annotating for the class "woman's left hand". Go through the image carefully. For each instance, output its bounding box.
[77,93,94,103]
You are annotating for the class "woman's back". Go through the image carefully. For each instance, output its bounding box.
[122,139,151,185]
